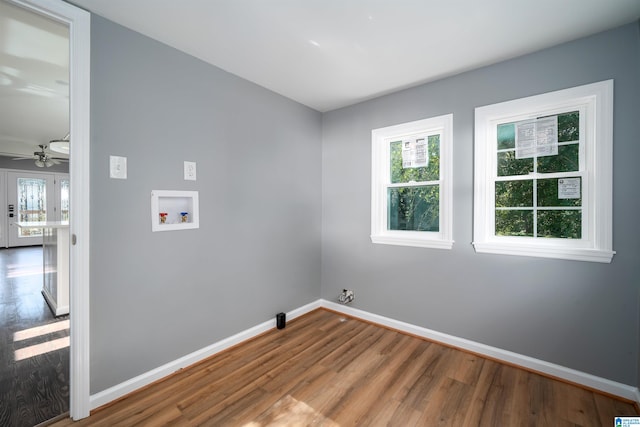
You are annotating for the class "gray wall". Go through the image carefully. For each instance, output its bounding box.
[90,16,322,393]
[321,23,640,387]
[89,13,639,395]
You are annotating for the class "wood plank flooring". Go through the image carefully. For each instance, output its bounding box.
[0,246,69,427]
[52,308,637,426]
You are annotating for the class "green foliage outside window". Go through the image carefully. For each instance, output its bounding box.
[390,135,440,183]
[495,111,582,239]
[388,186,439,231]
[496,210,533,237]
[388,135,440,231]
[556,111,579,142]
[537,210,581,238]
[537,144,579,173]
[497,151,533,176]
[495,180,533,207]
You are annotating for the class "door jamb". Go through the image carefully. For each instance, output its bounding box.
[8,0,91,419]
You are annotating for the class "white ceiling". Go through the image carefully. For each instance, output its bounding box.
[72,0,640,112]
[0,1,69,157]
[1,1,639,159]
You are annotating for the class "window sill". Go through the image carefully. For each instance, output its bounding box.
[472,241,615,263]
[371,234,454,250]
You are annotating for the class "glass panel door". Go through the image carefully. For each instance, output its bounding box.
[57,176,70,222]
[7,172,54,247]
[0,172,6,248]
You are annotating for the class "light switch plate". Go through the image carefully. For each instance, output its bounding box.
[110,155,127,179]
[184,161,196,181]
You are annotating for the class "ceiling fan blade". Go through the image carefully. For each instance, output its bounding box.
[12,154,38,160]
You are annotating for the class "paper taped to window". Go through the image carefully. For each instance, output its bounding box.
[401,138,428,168]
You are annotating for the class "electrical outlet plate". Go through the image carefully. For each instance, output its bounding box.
[184,161,196,181]
[110,155,127,179]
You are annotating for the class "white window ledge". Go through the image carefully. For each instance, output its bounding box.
[472,241,615,263]
[372,234,454,250]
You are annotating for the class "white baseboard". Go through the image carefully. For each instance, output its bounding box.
[89,300,321,410]
[90,298,639,410]
[41,289,69,316]
[321,299,640,405]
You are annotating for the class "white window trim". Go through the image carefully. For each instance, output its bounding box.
[473,80,615,263]
[371,114,454,249]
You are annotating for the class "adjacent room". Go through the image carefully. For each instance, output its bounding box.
[2,0,639,425]
[0,2,71,425]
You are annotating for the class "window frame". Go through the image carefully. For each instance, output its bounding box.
[473,80,615,263]
[371,114,454,249]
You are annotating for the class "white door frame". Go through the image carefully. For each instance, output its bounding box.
[0,172,6,248]
[8,0,91,419]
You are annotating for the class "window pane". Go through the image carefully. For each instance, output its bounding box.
[557,111,579,142]
[60,178,70,221]
[537,177,582,207]
[497,123,515,150]
[495,180,533,207]
[537,143,579,173]
[18,177,47,238]
[537,210,581,238]
[497,111,580,176]
[390,135,440,184]
[495,210,533,237]
[497,151,534,176]
[387,185,439,231]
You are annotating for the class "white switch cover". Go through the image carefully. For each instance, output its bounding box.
[184,161,196,181]
[110,155,127,179]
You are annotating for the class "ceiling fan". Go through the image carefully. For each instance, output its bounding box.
[13,144,69,168]
[49,133,70,154]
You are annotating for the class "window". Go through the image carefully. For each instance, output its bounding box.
[371,114,453,249]
[58,176,70,222]
[473,80,614,262]
[17,177,48,238]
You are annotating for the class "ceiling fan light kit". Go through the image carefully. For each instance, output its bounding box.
[49,139,69,154]
[49,133,70,154]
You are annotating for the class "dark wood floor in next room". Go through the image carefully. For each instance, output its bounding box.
[52,308,637,426]
[0,246,69,427]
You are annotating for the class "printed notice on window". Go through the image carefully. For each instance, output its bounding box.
[558,178,580,199]
[614,416,640,427]
[515,116,558,159]
[402,138,428,168]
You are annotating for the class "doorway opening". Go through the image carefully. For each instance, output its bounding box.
[1,0,91,422]
[0,2,71,424]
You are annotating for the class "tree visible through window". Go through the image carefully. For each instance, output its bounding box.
[388,135,440,232]
[495,111,581,239]
[473,80,614,263]
[371,114,453,249]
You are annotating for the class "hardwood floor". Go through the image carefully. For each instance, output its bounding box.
[53,308,637,426]
[0,247,69,427]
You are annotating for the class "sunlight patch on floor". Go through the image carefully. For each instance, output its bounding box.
[14,319,70,361]
[14,319,70,341]
[243,394,339,427]
[14,336,69,361]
